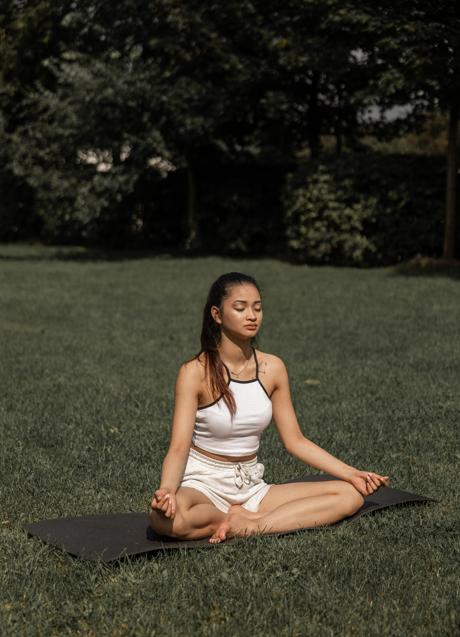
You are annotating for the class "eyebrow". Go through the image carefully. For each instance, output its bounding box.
[232,299,262,303]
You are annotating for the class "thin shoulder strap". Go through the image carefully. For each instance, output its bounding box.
[221,360,232,384]
[252,346,259,379]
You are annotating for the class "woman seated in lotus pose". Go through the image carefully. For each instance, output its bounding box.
[149,272,390,544]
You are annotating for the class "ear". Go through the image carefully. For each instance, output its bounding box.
[210,305,222,324]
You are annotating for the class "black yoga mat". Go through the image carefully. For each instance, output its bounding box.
[23,475,438,562]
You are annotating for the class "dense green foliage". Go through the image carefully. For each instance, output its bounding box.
[1,1,459,258]
[0,246,458,635]
[284,164,379,266]
[283,152,447,265]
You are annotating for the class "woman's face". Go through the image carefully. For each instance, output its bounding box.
[212,283,262,339]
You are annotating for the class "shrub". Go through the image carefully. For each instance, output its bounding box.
[283,164,378,266]
[282,152,447,266]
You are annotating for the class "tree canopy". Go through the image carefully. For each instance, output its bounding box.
[1,0,459,258]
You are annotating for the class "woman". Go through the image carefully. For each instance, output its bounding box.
[149,272,390,544]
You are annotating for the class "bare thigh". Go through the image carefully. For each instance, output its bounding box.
[149,486,226,539]
[257,480,364,514]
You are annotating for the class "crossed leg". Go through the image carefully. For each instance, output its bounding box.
[149,486,228,540]
[209,479,365,543]
[149,480,365,544]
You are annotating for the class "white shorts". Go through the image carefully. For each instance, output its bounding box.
[179,448,273,513]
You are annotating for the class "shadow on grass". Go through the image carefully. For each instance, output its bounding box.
[388,254,460,281]
[1,243,460,280]
[0,243,284,263]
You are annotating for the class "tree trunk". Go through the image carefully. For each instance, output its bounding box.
[443,98,459,259]
[307,70,321,160]
[184,159,199,251]
[335,84,343,156]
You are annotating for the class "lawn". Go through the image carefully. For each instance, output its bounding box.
[0,243,458,636]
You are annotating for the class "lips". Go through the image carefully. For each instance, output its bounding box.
[245,325,257,329]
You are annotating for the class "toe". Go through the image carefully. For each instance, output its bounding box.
[209,526,225,543]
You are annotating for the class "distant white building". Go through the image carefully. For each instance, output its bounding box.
[77,143,176,174]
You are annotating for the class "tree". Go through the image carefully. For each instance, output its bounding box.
[3,0,458,259]
[356,0,460,259]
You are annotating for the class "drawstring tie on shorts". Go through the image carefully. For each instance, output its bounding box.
[234,462,264,489]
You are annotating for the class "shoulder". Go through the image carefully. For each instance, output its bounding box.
[175,354,206,391]
[255,349,291,399]
[255,348,286,368]
[254,348,288,379]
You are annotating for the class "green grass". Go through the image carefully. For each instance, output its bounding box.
[0,243,458,637]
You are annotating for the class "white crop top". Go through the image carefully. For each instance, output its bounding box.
[191,347,273,456]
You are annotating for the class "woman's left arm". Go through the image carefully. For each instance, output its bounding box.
[269,356,389,494]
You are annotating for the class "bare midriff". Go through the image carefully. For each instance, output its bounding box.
[190,442,257,463]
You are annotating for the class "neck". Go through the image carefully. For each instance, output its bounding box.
[217,334,253,367]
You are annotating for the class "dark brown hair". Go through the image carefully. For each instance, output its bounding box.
[184,272,262,417]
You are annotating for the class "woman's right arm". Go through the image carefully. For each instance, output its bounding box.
[150,361,200,517]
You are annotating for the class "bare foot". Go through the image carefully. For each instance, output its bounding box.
[209,512,257,544]
[209,517,232,544]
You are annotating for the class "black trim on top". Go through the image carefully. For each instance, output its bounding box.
[252,347,272,399]
[253,346,259,378]
[221,360,232,384]
[221,346,258,383]
[196,394,224,410]
[197,366,231,410]
[197,347,272,408]
[257,379,272,401]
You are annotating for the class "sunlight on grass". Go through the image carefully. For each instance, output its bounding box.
[0,244,458,636]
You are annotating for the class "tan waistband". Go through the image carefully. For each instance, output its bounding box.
[188,447,258,468]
